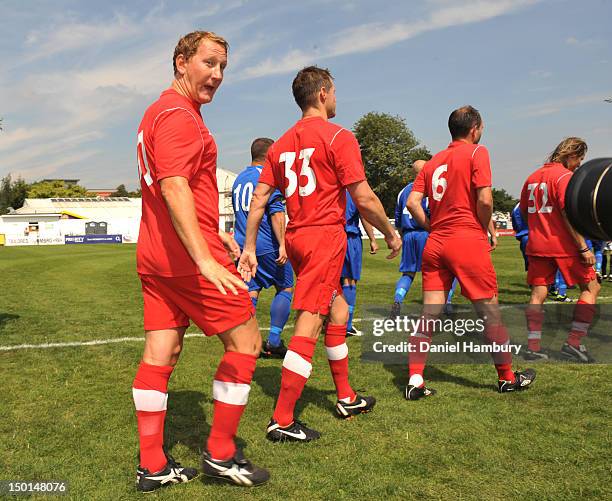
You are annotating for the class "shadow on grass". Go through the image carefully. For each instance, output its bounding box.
[165,390,248,459]
[383,363,492,393]
[165,390,210,457]
[0,313,19,332]
[252,364,336,419]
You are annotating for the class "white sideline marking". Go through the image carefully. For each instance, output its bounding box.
[0,322,287,352]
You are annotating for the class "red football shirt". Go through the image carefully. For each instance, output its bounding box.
[412,141,491,238]
[519,162,575,257]
[136,88,231,277]
[259,117,366,230]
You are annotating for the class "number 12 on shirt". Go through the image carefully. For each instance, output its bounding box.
[281,148,317,197]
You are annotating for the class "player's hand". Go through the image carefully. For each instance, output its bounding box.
[369,239,379,255]
[276,245,288,265]
[489,233,498,251]
[385,232,402,260]
[218,230,241,261]
[238,249,258,282]
[581,249,596,266]
[197,258,248,296]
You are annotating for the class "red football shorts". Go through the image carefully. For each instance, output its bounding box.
[422,234,498,301]
[527,255,596,286]
[285,224,346,315]
[140,265,254,335]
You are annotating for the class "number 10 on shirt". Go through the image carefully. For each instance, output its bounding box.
[281,148,317,197]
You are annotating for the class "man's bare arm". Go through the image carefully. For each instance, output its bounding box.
[270,210,288,264]
[487,218,498,251]
[561,209,595,265]
[476,186,493,232]
[160,176,247,295]
[347,180,401,259]
[406,191,430,232]
[238,181,275,280]
[361,218,379,254]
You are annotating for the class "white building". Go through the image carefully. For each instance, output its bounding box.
[0,168,238,246]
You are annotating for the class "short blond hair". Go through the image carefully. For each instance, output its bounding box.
[173,31,229,76]
[547,137,588,167]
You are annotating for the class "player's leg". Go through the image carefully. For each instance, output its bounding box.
[266,309,323,441]
[406,290,444,400]
[391,231,424,317]
[406,236,446,400]
[200,316,269,485]
[472,295,536,392]
[264,286,293,354]
[523,256,556,360]
[519,235,529,271]
[342,234,362,335]
[267,225,346,441]
[342,277,360,335]
[592,240,604,280]
[443,278,459,315]
[325,293,376,417]
[134,276,197,492]
[560,255,600,362]
[555,270,570,302]
[447,237,535,392]
[260,251,294,357]
[249,289,260,308]
[391,272,415,316]
[524,285,548,359]
[156,272,268,486]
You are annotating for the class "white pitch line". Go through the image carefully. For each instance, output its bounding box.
[1,329,269,352]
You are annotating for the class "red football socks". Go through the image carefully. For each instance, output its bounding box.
[485,324,515,382]
[207,351,257,461]
[132,361,174,473]
[525,306,544,351]
[408,317,432,387]
[273,336,317,427]
[567,300,596,348]
[325,323,356,402]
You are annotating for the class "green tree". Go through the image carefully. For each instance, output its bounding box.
[0,174,28,214]
[492,188,518,213]
[26,180,89,198]
[112,184,129,197]
[353,112,430,215]
[128,188,142,197]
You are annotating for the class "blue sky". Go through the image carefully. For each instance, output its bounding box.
[0,0,610,196]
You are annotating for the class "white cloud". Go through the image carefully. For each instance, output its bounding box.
[24,14,140,62]
[529,69,552,79]
[520,93,608,117]
[565,36,602,48]
[235,0,539,80]
[0,3,263,182]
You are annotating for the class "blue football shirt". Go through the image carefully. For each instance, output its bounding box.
[232,165,285,255]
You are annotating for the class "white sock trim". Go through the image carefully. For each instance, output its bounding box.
[283,350,312,378]
[212,380,251,406]
[571,321,589,333]
[325,343,348,361]
[527,331,542,340]
[408,374,424,388]
[132,388,168,412]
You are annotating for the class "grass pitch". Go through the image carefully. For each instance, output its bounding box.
[1,239,611,500]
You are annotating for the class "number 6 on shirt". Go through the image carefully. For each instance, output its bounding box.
[432,164,448,201]
[281,148,317,197]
